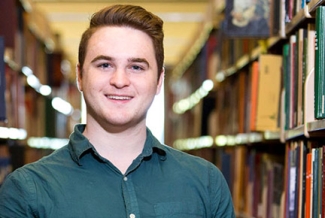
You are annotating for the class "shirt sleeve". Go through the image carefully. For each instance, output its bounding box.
[0,169,36,218]
[209,164,236,218]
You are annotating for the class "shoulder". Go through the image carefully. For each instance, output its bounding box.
[161,145,222,177]
[3,145,71,185]
[160,145,235,216]
[0,164,37,217]
[0,145,71,216]
[162,145,213,165]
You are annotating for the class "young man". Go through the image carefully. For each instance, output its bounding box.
[0,5,235,217]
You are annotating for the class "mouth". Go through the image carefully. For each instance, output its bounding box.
[106,95,133,100]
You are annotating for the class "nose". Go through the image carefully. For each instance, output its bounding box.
[109,69,130,88]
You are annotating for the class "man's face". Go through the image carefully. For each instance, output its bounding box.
[77,26,163,131]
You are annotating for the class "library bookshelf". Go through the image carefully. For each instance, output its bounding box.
[0,0,81,184]
[166,0,325,217]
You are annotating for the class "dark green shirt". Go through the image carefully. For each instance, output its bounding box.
[0,124,235,218]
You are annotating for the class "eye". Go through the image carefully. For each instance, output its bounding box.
[131,65,145,71]
[98,62,111,69]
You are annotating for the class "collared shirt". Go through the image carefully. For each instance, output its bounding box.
[0,124,235,218]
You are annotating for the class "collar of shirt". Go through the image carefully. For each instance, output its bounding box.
[68,124,167,166]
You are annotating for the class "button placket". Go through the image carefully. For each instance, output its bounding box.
[122,174,140,218]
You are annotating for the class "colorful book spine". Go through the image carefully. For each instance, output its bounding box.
[283,43,291,130]
[314,6,325,119]
[305,152,312,218]
[249,61,259,131]
[312,148,318,218]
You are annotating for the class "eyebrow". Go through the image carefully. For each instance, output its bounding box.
[91,55,112,63]
[128,58,149,67]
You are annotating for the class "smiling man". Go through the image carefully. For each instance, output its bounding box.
[0,5,235,217]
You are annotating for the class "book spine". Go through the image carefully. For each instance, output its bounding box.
[0,37,6,121]
[289,145,297,218]
[320,145,325,217]
[312,148,318,218]
[283,43,291,130]
[249,61,259,131]
[317,147,322,218]
[290,35,297,128]
[314,6,325,119]
[305,152,312,218]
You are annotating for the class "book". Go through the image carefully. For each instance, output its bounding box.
[249,61,259,131]
[316,147,323,218]
[320,145,325,217]
[232,146,246,212]
[312,148,318,218]
[305,152,312,218]
[271,162,284,218]
[269,0,286,37]
[297,141,306,218]
[244,150,256,215]
[255,54,282,131]
[296,28,306,126]
[283,43,291,130]
[314,6,325,119]
[290,34,297,128]
[304,23,316,124]
[284,142,291,217]
[288,142,298,218]
[0,37,6,121]
[306,22,315,89]
[238,71,247,133]
[253,153,262,217]
[285,0,293,22]
[255,154,284,218]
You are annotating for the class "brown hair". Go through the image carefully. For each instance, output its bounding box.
[78,4,164,77]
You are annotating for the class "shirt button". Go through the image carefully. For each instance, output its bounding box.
[123,176,128,181]
[129,214,135,218]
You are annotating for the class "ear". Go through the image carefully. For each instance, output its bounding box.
[156,67,165,95]
[76,63,83,92]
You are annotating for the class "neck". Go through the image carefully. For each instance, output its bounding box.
[83,119,147,174]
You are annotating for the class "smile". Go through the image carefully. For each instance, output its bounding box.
[107,95,132,100]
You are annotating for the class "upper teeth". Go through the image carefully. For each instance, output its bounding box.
[109,96,131,100]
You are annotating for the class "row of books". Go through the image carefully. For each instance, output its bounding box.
[185,132,325,218]
[208,6,325,138]
[0,0,82,170]
[215,140,325,218]
[168,1,325,218]
[285,0,312,23]
[205,53,283,138]
[283,5,325,130]
[285,140,325,218]
[196,145,286,218]
[0,0,81,140]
